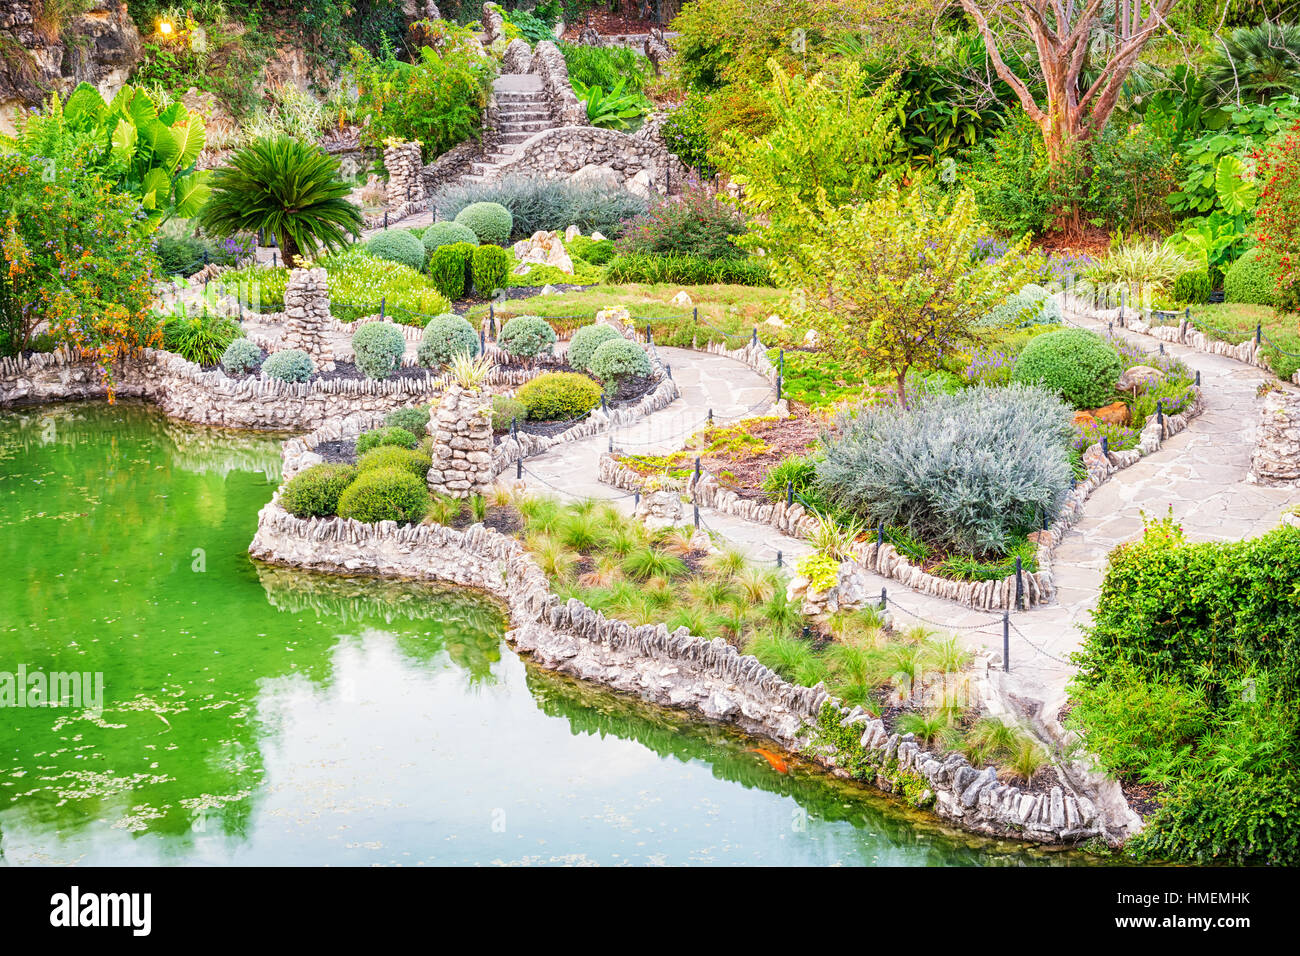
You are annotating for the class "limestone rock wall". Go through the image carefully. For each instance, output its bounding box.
[0,348,442,430]
[488,123,688,193]
[529,40,585,127]
[280,268,335,371]
[1250,388,1300,485]
[384,140,426,207]
[428,384,495,498]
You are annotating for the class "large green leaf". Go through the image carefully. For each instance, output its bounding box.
[171,170,211,219]
[1215,155,1257,216]
[169,115,206,171]
[110,118,138,164]
[63,83,107,127]
[143,119,183,171]
[139,167,172,211]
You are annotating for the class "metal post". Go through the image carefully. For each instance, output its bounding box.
[646,322,652,344]
[271,251,277,268]
[601,395,607,413]
[707,408,713,426]
[511,417,517,439]
[778,348,784,372]
[1101,435,1109,457]
[1014,556,1024,611]
[1157,399,1164,425]
[384,211,388,230]
[776,372,782,400]
[516,458,522,479]
[1042,507,1049,531]
[380,296,386,321]
[693,307,698,324]
[489,304,495,337]
[880,587,887,611]
[693,503,700,528]
[776,550,783,568]
[479,329,485,353]
[1108,320,1113,335]
[1195,369,1201,387]
[634,491,640,508]
[786,481,793,507]
[1256,322,1262,345]
[1002,611,1010,673]
[751,327,757,346]
[694,457,701,483]
[877,522,884,549]
[1159,342,1165,355]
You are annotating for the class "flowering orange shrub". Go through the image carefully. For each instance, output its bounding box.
[0,152,161,398]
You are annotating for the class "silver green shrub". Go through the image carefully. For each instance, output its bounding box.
[589,337,651,384]
[454,202,513,245]
[364,229,426,271]
[262,348,315,383]
[422,221,479,258]
[432,175,649,239]
[566,323,622,372]
[983,283,1062,327]
[816,384,1074,555]
[220,338,263,375]
[418,313,479,367]
[498,315,557,360]
[351,322,407,379]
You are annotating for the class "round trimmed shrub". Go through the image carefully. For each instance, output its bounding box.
[454,202,513,245]
[355,425,418,455]
[422,221,479,258]
[418,313,479,367]
[357,444,432,480]
[262,348,315,383]
[498,315,557,360]
[566,323,622,372]
[336,466,429,524]
[385,405,430,433]
[221,338,263,375]
[1224,248,1282,306]
[472,244,511,296]
[491,394,527,432]
[590,337,652,384]
[516,371,602,421]
[364,229,427,271]
[280,463,357,518]
[351,322,407,379]
[1011,328,1122,410]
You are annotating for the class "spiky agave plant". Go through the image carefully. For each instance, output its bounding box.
[199,135,362,268]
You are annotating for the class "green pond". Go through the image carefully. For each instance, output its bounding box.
[0,402,1081,866]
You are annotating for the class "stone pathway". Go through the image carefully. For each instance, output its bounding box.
[515,325,1300,714]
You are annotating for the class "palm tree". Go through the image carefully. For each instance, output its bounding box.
[198,136,363,268]
[1201,22,1300,108]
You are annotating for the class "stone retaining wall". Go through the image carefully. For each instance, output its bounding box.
[485,124,688,193]
[0,348,443,430]
[1249,388,1300,485]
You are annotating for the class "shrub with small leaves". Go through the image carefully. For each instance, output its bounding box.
[1173,270,1212,305]
[351,322,408,379]
[385,405,430,433]
[336,466,429,523]
[365,229,427,272]
[262,348,315,382]
[471,244,511,296]
[566,323,622,372]
[516,371,602,420]
[418,313,479,367]
[491,393,527,431]
[454,201,513,245]
[427,242,475,300]
[357,444,432,479]
[1224,247,1282,306]
[1011,328,1122,409]
[280,463,357,518]
[589,336,651,384]
[498,314,557,360]
[422,221,478,258]
[221,338,263,375]
[355,425,418,454]
[567,235,616,265]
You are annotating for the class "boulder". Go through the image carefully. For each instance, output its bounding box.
[568,164,621,190]
[1093,401,1131,426]
[1117,365,1164,393]
[671,291,692,306]
[564,224,582,242]
[1071,411,1097,428]
[803,329,819,347]
[626,169,655,198]
[764,314,786,328]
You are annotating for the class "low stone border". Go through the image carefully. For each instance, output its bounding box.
[1063,293,1300,386]
[248,486,1119,845]
[0,347,443,431]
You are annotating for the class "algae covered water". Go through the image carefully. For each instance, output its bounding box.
[0,402,1069,866]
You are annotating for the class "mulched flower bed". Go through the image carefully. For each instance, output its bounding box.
[314,438,357,464]
[448,503,524,535]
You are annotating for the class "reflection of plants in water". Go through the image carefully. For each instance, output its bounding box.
[522,665,1083,866]
[256,564,507,686]
[0,403,506,849]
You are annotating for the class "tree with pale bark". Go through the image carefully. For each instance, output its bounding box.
[959,0,1180,166]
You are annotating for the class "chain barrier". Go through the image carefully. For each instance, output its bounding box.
[1009,621,1075,666]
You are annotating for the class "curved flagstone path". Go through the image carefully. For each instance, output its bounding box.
[517,326,1300,714]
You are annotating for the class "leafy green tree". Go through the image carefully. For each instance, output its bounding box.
[781,186,1035,404]
[717,60,905,267]
[199,136,363,268]
[3,82,210,228]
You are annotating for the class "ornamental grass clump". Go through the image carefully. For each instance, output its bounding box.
[817,384,1074,555]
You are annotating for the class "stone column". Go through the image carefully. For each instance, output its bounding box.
[1249,389,1300,485]
[384,140,425,207]
[280,268,335,372]
[428,384,495,498]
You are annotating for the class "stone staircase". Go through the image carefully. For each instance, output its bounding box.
[461,76,559,184]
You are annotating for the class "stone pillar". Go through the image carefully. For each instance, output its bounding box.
[280,268,335,372]
[428,384,495,498]
[1249,389,1300,485]
[384,140,425,207]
